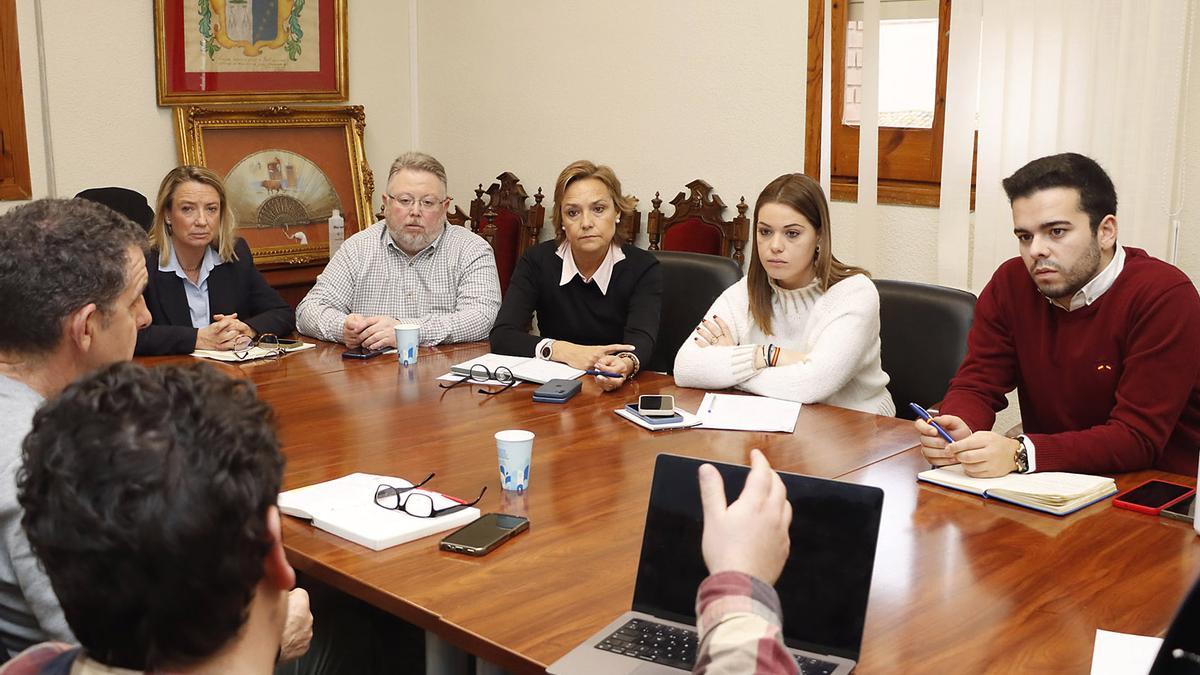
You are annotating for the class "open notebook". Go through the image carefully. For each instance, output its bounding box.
[278,473,479,551]
[918,465,1118,516]
[448,353,585,384]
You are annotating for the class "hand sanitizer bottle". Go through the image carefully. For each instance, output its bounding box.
[328,209,345,258]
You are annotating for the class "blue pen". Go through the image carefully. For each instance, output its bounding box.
[585,369,624,379]
[909,403,956,444]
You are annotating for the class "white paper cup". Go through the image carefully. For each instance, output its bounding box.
[495,429,534,492]
[394,324,420,365]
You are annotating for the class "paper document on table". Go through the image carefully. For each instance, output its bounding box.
[192,341,315,362]
[695,393,802,433]
[278,472,479,551]
[1090,629,1162,675]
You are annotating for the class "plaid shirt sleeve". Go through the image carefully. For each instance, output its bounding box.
[0,643,75,675]
[693,571,798,675]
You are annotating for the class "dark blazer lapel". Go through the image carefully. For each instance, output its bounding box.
[208,263,237,316]
[155,270,192,327]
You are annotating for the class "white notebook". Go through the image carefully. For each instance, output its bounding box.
[695,393,803,433]
[278,473,479,551]
[917,465,1118,516]
[192,341,315,362]
[448,353,585,384]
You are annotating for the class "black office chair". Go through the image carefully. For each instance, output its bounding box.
[75,187,154,232]
[874,279,976,420]
[648,250,743,374]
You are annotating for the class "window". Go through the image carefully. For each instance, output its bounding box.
[805,0,973,207]
[0,0,31,201]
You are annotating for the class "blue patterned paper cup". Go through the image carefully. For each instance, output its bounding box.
[393,324,420,365]
[495,429,534,492]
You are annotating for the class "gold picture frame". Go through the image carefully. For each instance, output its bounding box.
[154,0,349,105]
[174,104,374,267]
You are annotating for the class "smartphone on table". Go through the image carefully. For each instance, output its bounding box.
[532,379,581,403]
[624,403,684,425]
[637,395,676,417]
[1162,495,1196,523]
[1113,479,1195,515]
[341,346,386,360]
[439,513,530,556]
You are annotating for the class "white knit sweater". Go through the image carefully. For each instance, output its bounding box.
[673,274,894,415]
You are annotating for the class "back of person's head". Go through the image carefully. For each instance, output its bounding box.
[550,160,637,241]
[388,151,448,192]
[1001,152,1117,233]
[149,165,238,265]
[18,362,285,671]
[0,198,146,357]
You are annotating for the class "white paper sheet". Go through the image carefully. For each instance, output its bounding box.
[695,393,802,433]
[1090,629,1163,675]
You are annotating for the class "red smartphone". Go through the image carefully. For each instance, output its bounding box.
[1113,479,1195,515]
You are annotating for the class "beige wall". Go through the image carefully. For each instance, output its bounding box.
[5,1,413,214]
[6,1,1198,283]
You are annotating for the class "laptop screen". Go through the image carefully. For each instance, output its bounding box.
[631,454,884,661]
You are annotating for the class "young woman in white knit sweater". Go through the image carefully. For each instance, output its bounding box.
[673,173,894,415]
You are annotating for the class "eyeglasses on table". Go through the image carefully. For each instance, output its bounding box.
[437,363,518,395]
[374,473,487,518]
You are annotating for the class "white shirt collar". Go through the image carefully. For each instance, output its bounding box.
[557,240,625,295]
[161,240,220,284]
[1052,245,1125,311]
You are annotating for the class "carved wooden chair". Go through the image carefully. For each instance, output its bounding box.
[646,179,750,266]
[469,172,545,294]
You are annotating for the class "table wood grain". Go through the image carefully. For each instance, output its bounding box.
[138,339,1199,674]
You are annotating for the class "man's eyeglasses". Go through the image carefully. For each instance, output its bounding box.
[438,364,518,395]
[232,333,285,360]
[374,473,487,518]
[386,193,447,212]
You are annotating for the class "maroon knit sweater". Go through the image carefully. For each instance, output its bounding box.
[941,247,1200,476]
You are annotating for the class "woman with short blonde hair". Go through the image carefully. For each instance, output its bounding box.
[489,160,661,392]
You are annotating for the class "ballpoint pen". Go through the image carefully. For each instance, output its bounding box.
[585,369,624,379]
[909,402,956,444]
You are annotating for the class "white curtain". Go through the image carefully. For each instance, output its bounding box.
[938,0,1191,292]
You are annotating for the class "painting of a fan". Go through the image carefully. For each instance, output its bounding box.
[225,149,343,250]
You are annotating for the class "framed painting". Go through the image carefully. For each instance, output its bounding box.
[174,104,374,267]
[155,0,348,105]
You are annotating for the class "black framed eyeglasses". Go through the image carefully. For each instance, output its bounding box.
[374,474,487,518]
[232,333,286,360]
[437,364,518,395]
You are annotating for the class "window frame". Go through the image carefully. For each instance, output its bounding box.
[805,0,972,207]
[0,0,31,201]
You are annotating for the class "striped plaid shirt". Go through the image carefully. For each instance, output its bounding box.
[694,571,798,675]
[297,221,500,345]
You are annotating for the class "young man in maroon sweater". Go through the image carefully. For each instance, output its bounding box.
[917,153,1200,478]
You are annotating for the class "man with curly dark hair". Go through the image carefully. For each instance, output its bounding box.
[10,362,291,673]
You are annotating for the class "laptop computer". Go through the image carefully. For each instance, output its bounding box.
[547,453,884,675]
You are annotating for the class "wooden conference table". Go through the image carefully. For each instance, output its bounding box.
[141,341,1200,674]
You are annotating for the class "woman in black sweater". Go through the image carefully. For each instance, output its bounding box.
[489,160,662,391]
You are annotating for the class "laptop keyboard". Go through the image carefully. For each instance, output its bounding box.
[593,618,839,674]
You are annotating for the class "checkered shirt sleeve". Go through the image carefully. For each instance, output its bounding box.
[693,571,798,675]
[296,222,500,345]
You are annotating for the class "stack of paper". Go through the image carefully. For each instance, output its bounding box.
[695,393,803,433]
[614,407,703,431]
[278,472,479,551]
[917,465,1118,516]
[447,353,585,384]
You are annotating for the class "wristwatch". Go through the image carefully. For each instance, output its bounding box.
[537,339,555,361]
[1013,436,1030,474]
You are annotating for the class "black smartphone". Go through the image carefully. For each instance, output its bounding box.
[341,346,385,360]
[624,403,684,425]
[439,513,529,556]
[1113,479,1196,515]
[532,378,581,403]
[1162,495,1196,523]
